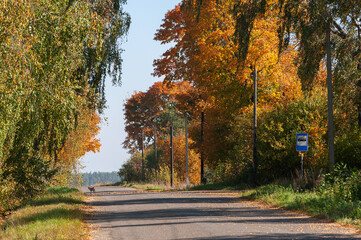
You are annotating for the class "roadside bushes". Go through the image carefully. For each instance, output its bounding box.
[244,164,361,227]
[335,128,361,169]
[318,163,361,202]
[257,90,328,181]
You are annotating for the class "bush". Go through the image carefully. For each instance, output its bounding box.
[256,90,328,181]
[335,127,361,169]
[229,88,328,183]
[318,163,361,202]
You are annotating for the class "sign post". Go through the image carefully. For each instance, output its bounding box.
[296,133,308,177]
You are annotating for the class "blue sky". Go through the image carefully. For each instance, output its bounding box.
[81,0,181,172]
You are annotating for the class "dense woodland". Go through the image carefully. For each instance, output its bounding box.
[0,0,130,214]
[120,0,361,186]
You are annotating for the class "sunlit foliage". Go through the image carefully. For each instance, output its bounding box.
[0,0,130,211]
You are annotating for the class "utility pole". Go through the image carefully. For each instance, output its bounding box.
[141,129,145,180]
[326,20,335,167]
[154,125,157,170]
[200,112,206,184]
[253,68,258,185]
[170,126,174,188]
[185,113,189,187]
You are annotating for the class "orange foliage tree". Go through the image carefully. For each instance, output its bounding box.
[153,0,304,181]
[56,106,101,185]
[122,81,201,184]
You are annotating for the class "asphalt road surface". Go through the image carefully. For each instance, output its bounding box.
[82,186,361,240]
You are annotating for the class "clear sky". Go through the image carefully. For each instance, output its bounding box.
[81,0,181,173]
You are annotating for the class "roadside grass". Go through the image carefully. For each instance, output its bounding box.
[0,187,88,240]
[112,181,249,192]
[115,182,169,191]
[188,181,248,191]
[241,184,361,229]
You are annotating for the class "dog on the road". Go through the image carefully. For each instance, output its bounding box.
[88,186,95,193]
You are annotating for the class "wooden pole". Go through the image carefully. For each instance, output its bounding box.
[141,129,144,180]
[154,125,157,170]
[200,112,206,184]
[185,113,189,187]
[326,21,335,167]
[170,126,174,187]
[253,68,258,185]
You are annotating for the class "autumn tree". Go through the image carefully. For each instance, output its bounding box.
[56,106,102,185]
[275,0,361,168]
[153,0,304,182]
[123,82,187,153]
[0,0,130,209]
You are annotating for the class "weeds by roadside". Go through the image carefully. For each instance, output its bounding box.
[188,181,248,191]
[0,187,88,240]
[241,164,361,229]
[113,182,171,191]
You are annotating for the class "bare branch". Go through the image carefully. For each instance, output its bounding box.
[351,15,361,39]
[332,20,347,39]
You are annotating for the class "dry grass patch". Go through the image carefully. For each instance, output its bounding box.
[0,187,89,240]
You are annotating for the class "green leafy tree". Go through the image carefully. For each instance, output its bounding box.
[0,0,130,210]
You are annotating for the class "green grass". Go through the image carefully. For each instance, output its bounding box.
[241,184,361,228]
[117,182,169,191]
[188,181,248,191]
[113,181,248,192]
[0,187,89,240]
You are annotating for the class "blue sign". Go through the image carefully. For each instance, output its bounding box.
[296,133,308,152]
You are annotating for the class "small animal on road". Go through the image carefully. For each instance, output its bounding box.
[88,186,95,193]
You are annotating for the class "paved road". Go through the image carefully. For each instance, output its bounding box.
[82,186,360,240]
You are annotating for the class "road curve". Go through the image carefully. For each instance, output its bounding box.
[81,186,360,240]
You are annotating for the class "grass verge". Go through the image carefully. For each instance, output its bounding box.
[188,181,248,191]
[241,184,361,229]
[117,182,168,191]
[0,187,88,240]
[111,181,248,191]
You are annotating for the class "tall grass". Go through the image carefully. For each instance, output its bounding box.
[242,165,361,229]
[0,187,88,240]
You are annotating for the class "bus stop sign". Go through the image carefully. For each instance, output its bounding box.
[296,133,308,152]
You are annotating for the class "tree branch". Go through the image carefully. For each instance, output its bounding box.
[351,15,361,39]
[332,20,347,39]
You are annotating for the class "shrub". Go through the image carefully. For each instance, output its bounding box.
[318,163,361,202]
[256,90,328,181]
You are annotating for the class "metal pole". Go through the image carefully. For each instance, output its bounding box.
[170,126,174,188]
[326,20,335,167]
[301,152,304,178]
[253,68,258,185]
[185,113,189,187]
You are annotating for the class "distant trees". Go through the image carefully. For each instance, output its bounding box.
[121,82,200,185]
[82,172,121,186]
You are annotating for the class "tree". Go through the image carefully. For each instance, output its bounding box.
[153,0,303,182]
[276,0,361,168]
[56,106,101,185]
[123,82,186,153]
[0,0,130,210]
